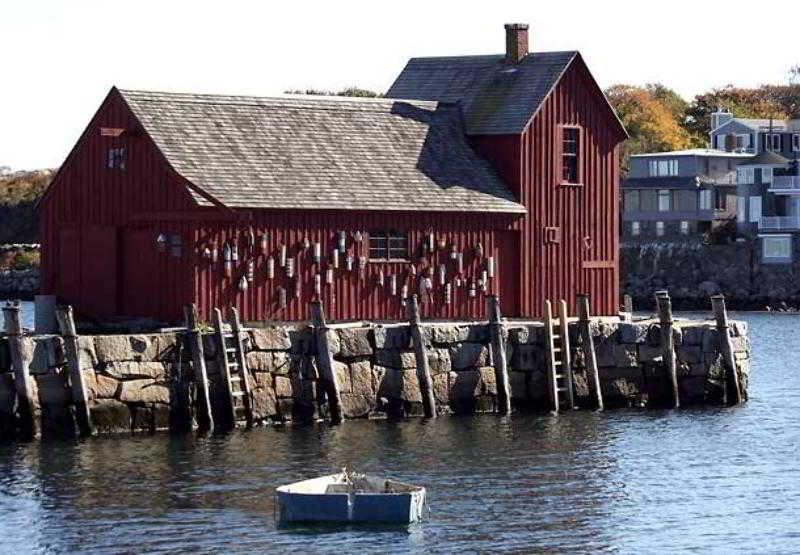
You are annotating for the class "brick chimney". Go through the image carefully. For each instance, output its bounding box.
[504,23,529,64]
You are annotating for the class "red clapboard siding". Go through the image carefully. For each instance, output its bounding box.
[473,57,621,317]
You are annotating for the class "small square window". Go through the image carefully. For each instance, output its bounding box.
[107,147,126,170]
[369,230,408,261]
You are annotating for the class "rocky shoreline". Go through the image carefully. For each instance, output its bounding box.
[0,269,39,299]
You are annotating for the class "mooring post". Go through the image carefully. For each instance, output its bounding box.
[55,305,93,437]
[711,295,743,405]
[310,301,344,425]
[407,295,437,418]
[623,294,633,321]
[183,304,214,433]
[655,292,680,409]
[487,295,511,416]
[2,301,38,440]
[577,294,604,411]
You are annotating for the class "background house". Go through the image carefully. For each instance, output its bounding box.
[38,24,626,323]
[621,149,750,240]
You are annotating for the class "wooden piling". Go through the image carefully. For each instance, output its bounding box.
[655,293,680,409]
[55,305,93,437]
[2,301,38,440]
[623,294,633,321]
[407,295,437,418]
[577,294,604,411]
[183,304,213,433]
[310,301,344,425]
[487,295,511,416]
[711,295,743,405]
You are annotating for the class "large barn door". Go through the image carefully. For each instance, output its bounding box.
[121,229,157,318]
[81,226,119,317]
[495,230,521,317]
[57,226,81,306]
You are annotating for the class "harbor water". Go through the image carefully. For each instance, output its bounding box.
[1,302,798,553]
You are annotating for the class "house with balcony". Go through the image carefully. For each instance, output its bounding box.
[710,108,800,157]
[621,149,752,240]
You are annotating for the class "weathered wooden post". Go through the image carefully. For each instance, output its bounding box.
[310,301,344,425]
[55,305,93,437]
[655,292,680,409]
[407,295,437,418]
[3,301,38,440]
[487,295,511,416]
[577,294,603,411]
[711,295,743,405]
[623,294,633,321]
[183,304,214,433]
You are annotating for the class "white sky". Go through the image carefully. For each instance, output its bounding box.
[2,0,798,170]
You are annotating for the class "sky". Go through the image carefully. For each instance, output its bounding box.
[2,0,798,170]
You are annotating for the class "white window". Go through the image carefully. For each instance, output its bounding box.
[762,235,792,259]
[658,189,671,211]
[715,135,725,150]
[749,196,762,223]
[631,221,641,236]
[656,221,665,237]
[793,134,800,152]
[699,189,712,210]
[767,134,782,152]
[762,167,773,184]
[737,197,746,223]
[737,167,754,184]
[680,221,690,235]
[648,159,678,177]
[735,134,751,150]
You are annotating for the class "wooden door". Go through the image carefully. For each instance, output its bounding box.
[81,226,119,317]
[57,226,81,306]
[121,229,157,318]
[495,230,521,317]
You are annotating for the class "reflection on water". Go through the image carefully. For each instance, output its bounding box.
[1,313,799,552]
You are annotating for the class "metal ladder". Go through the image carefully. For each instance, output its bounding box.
[544,300,575,413]
[213,307,254,428]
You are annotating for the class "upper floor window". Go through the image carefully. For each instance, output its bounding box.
[561,127,581,184]
[680,221,690,235]
[624,190,640,212]
[631,221,641,236]
[107,147,126,170]
[793,134,800,152]
[658,189,671,211]
[655,221,665,237]
[762,167,773,184]
[648,159,678,177]
[369,230,408,261]
[699,189,712,210]
[737,167,754,184]
[714,189,727,210]
[767,133,782,152]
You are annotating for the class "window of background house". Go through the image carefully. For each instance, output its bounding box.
[650,159,678,177]
[737,197,746,222]
[749,196,762,223]
[631,221,641,236]
[737,167,754,184]
[762,167,774,184]
[793,134,800,152]
[107,147,126,170]
[369,230,408,261]
[658,189,671,211]
[680,221,690,235]
[656,221,665,237]
[714,189,727,210]
[699,189,712,210]
[561,127,580,184]
[624,190,641,212]
[674,190,696,211]
[767,134,782,152]
[762,235,791,261]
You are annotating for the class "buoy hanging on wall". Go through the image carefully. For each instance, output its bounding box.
[279,244,287,267]
[337,231,347,253]
[286,258,295,278]
[231,241,239,266]
[353,231,363,243]
[457,252,464,274]
[438,236,447,250]
[223,243,233,278]
[346,254,354,271]
[445,283,452,304]
[202,246,212,262]
[245,228,255,251]
[438,264,446,286]
[303,236,311,250]
[260,233,268,255]
[450,244,458,260]
[390,274,397,296]
[314,273,322,296]
[238,275,248,291]
[481,270,488,292]
[377,270,385,287]
[332,249,339,269]
[409,264,417,276]
[427,233,435,253]
[266,256,275,279]
[326,268,334,284]
[475,243,484,258]
[401,284,409,304]
[313,242,322,264]
[211,243,219,264]
[468,281,477,298]
[278,286,287,308]
[487,256,495,278]
[247,260,255,282]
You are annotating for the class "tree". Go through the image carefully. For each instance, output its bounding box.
[284,87,382,98]
[605,84,693,166]
[684,85,785,139]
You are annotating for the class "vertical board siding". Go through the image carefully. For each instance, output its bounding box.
[193,210,519,323]
[474,58,621,317]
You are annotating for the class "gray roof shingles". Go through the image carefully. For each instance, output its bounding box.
[118,89,525,213]
[385,51,578,135]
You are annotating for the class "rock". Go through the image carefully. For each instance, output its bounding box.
[36,373,70,405]
[334,361,351,393]
[431,325,463,344]
[427,348,451,374]
[274,376,293,398]
[337,328,373,358]
[119,380,170,404]
[251,386,277,418]
[94,335,133,362]
[103,361,166,380]
[246,351,292,374]
[617,323,648,344]
[90,399,131,432]
[350,361,374,397]
[253,371,273,388]
[130,335,158,361]
[612,344,638,368]
[638,344,662,363]
[479,366,497,395]
[377,368,420,402]
[509,325,544,345]
[372,326,411,350]
[341,394,373,418]
[325,329,341,356]
[250,327,292,350]
[449,343,488,370]
[677,346,702,365]
[374,349,417,369]
[28,337,63,374]
[450,370,481,401]
[433,372,450,403]
[84,371,119,399]
[77,336,98,368]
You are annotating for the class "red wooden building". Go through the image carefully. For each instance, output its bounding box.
[39,23,626,323]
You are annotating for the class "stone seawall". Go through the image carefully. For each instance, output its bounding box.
[0,268,39,299]
[0,317,751,439]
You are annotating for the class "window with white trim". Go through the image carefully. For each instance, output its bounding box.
[561,127,581,184]
[762,167,773,184]
[749,196,762,223]
[655,221,665,237]
[107,147,126,170]
[767,133,782,152]
[762,235,792,260]
[735,134,751,150]
[631,221,641,236]
[699,189,712,210]
[369,230,409,261]
[649,159,678,177]
[679,221,690,235]
[737,167,754,184]
[658,189,671,211]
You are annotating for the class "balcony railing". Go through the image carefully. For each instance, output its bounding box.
[770,176,800,193]
[759,215,800,231]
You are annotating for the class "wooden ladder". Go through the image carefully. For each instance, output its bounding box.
[213,307,254,429]
[544,300,575,413]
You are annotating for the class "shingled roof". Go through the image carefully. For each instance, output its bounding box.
[118,89,525,213]
[386,51,578,135]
